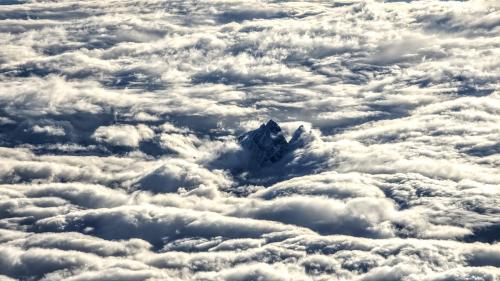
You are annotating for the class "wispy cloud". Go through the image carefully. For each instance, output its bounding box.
[0,0,499,280]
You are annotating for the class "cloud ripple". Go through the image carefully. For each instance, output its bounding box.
[0,0,499,280]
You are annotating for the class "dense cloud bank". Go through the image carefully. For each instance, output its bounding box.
[0,0,499,280]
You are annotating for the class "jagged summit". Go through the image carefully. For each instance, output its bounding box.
[238,120,289,167]
[262,119,281,134]
[237,119,311,168]
[290,125,305,143]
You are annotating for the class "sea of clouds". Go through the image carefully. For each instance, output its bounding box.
[0,0,499,280]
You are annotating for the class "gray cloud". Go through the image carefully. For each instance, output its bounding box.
[0,0,499,280]
[34,205,309,248]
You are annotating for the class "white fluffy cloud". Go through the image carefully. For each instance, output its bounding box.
[0,0,499,280]
[92,124,154,147]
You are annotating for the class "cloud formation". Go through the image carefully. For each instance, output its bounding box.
[0,0,499,280]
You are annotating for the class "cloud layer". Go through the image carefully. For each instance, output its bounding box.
[0,0,499,280]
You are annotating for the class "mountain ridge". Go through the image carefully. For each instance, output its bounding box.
[237,120,304,167]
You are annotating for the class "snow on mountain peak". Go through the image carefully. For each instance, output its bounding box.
[238,120,300,167]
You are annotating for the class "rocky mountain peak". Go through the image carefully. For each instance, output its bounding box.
[238,120,289,167]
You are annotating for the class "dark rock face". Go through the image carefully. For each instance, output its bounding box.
[238,120,289,167]
[289,124,306,149]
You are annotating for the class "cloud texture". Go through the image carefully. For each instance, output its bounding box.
[0,0,499,280]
